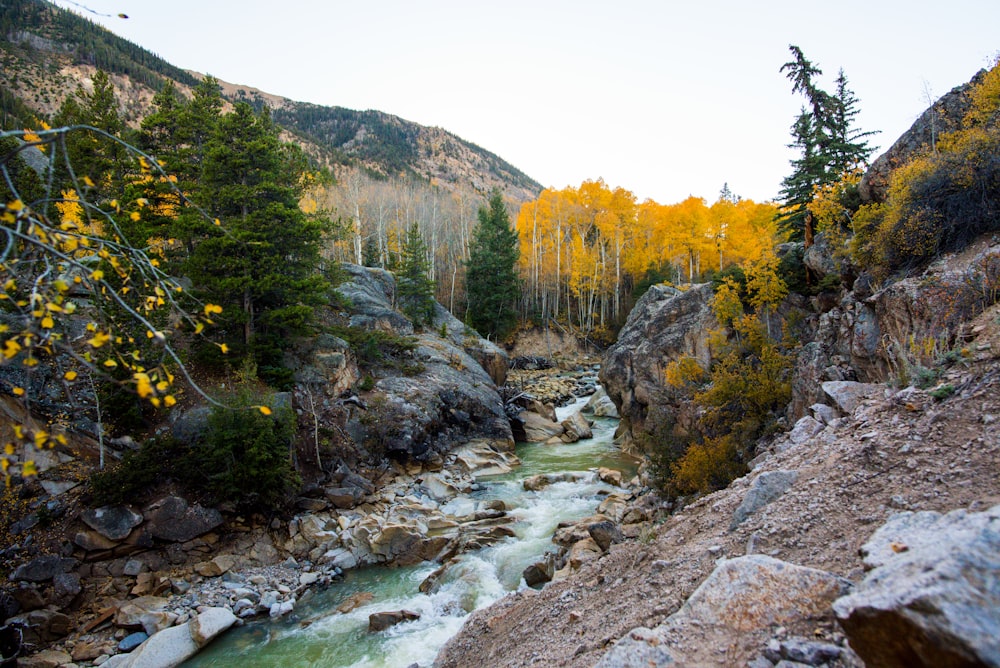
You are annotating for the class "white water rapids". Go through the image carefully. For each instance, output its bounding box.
[185,401,634,668]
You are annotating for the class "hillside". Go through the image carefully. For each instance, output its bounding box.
[0,0,541,201]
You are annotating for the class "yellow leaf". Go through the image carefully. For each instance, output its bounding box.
[163,395,176,407]
[83,175,95,188]
[3,443,12,455]
[130,211,141,222]
[214,218,221,226]
[41,316,54,329]
[12,387,24,396]
[258,406,272,416]
[64,371,78,381]
[136,198,149,208]
[3,339,21,359]
[87,332,110,348]
[204,303,223,315]
[23,357,38,367]
[219,343,229,354]
[22,460,37,476]
[33,430,47,448]
[103,359,118,369]
[134,372,153,398]
[90,270,104,281]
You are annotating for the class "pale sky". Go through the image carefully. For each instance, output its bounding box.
[51,0,999,205]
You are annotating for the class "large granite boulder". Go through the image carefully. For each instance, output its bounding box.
[833,505,1000,668]
[600,283,716,452]
[337,265,512,461]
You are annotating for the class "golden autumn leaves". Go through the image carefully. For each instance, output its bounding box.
[1,127,273,483]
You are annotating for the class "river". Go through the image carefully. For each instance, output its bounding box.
[184,401,634,668]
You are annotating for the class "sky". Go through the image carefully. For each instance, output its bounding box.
[50,0,1000,205]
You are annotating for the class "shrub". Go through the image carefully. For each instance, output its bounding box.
[188,389,299,510]
[90,436,183,506]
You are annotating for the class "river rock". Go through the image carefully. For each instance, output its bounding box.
[560,411,593,443]
[730,470,799,530]
[6,609,71,643]
[144,496,223,543]
[337,591,374,614]
[452,440,520,477]
[368,609,420,632]
[193,554,237,577]
[519,410,565,442]
[833,504,1000,668]
[596,468,623,486]
[523,558,555,587]
[17,649,72,668]
[583,387,619,418]
[81,506,144,541]
[104,607,236,668]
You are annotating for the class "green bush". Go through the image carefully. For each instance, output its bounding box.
[90,436,183,506]
[191,390,300,510]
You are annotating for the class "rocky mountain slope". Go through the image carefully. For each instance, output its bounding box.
[0,0,541,201]
[437,258,1000,668]
[437,69,1000,666]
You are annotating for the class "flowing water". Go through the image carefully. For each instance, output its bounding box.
[186,400,635,668]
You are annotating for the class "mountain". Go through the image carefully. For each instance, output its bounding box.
[0,0,542,201]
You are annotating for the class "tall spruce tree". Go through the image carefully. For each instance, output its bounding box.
[777,46,875,241]
[397,222,436,327]
[187,101,328,386]
[466,189,520,340]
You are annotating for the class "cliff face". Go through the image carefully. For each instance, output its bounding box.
[599,283,716,454]
[331,264,512,462]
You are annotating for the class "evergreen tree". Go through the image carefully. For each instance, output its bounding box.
[52,70,128,201]
[397,222,436,327]
[466,189,520,340]
[186,102,329,386]
[777,46,875,242]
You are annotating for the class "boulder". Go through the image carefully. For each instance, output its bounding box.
[788,415,824,444]
[583,387,619,418]
[80,506,143,541]
[587,520,624,552]
[522,559,555,587]
[17,649,71,668]
[193,554,237,577]
[10,555,77,583]
[337,264,512,460]
[833,504,1000,668]
[821,381,880,416]
[597,556,849,667]
[324,487,365,509]
[559,411,593,443]
[731,470,799,530]
[74,530,118,552]
[601,283,716,453]
[519,410,564,442]
[368,609,420,632]
[104,607,235,668]
[144,496,223,543]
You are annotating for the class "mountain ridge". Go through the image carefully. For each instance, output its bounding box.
[0,0,542,201]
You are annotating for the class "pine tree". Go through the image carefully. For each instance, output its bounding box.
[397,222,436,327]
[777,46,875,242]
[466,189,520,340]
[186,102,329,386]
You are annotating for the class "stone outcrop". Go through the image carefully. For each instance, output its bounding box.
[833,505,1000,668]
[100,607,235,668]
[336,264,512,461]
[600,283,716,452]
[859,70,986,204]
[596,556,849,667]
